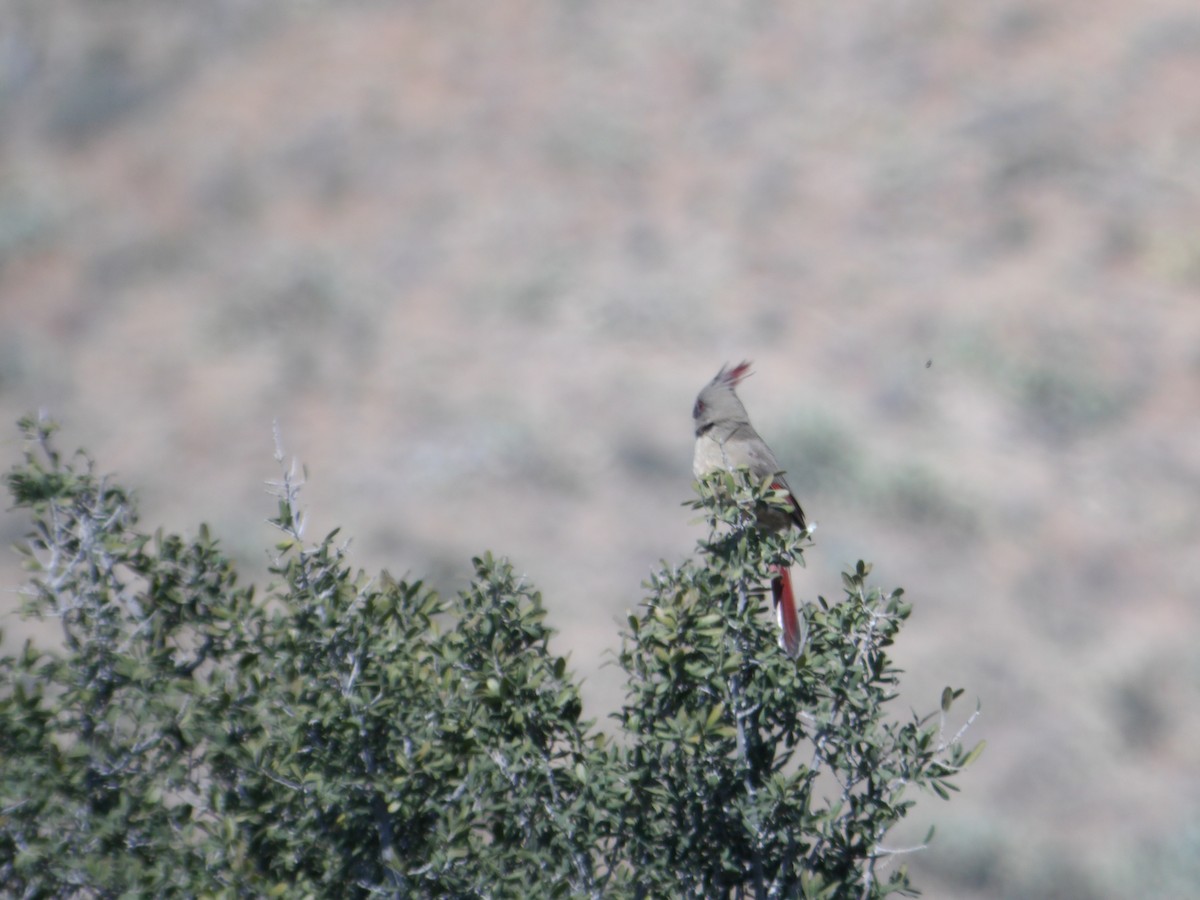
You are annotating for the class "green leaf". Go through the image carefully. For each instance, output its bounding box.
[705,703,726,729]
[961,740,986,767]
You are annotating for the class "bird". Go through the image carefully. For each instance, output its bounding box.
[692,361,807,657]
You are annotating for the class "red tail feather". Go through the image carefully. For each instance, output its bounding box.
[770,565,803,658]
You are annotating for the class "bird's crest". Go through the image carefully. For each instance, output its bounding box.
[715,361,753,390]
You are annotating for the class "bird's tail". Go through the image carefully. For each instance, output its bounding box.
[770,565,805,658]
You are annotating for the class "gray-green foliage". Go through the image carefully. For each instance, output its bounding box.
[617,471,982,898]
[0,417,980,898]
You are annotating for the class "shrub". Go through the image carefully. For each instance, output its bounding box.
[1,416,979,897]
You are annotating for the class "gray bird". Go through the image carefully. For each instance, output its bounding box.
[693,361,806,656]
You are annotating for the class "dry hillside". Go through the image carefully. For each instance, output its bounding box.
[2,1,1199,895]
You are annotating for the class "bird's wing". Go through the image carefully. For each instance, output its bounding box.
[731,432,806,531]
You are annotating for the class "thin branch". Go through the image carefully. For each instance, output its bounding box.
[940,706,982,754]
[730,581,767,900]
[871,841,929,858]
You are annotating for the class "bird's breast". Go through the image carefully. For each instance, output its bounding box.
[693,433,729,479]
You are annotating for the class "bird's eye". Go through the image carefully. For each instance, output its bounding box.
[693,399,705,418]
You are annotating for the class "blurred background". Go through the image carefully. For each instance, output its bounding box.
[2,1,1199,895]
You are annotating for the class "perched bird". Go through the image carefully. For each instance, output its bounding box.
[692,361,807,657]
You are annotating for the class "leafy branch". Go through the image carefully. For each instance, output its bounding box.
[1,422,980,899]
